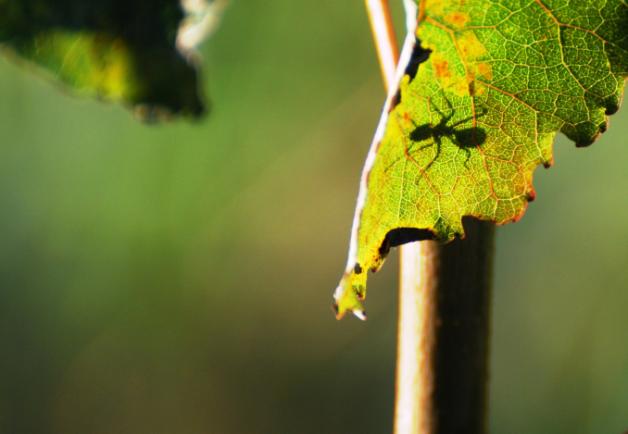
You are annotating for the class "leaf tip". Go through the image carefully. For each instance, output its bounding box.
[353,309,368,321]
[333,271,367,321]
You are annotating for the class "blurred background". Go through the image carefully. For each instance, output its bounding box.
[0,1,627,433]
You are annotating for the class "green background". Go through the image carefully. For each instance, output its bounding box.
[0,1,627,433]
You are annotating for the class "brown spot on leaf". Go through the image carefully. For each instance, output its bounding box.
[468,80,476,96]
[433,59,451,79]
[476,63,492,80]
[445,12,469,29]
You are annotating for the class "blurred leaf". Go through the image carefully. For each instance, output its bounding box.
[335,0,628,318]
[0,0,210,119]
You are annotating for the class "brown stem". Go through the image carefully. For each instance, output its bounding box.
[363,0,399,90]
[362,1,496,433]
[395,221,495,434]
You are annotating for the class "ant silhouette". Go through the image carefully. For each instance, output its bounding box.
[407,96,487,172]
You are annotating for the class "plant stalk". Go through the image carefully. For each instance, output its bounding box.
[363,1,496,433]
[395,224,495,434]
[364,0,399,91]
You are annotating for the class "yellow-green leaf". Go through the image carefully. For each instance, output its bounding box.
[334,0,628,319]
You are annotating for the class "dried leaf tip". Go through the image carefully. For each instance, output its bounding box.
[333,272,367,321]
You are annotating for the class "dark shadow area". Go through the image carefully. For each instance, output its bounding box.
[378,227,435,258]
[0,0,205,117]
[391,37,431,108]
[432,218,495,434]
[405,37,431,82]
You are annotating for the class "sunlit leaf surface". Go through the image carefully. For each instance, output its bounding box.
[335,0,628,319]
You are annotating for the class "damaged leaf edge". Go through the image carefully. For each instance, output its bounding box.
[333,0,420,320]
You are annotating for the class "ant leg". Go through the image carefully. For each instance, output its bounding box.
[449,115,476,128]
[423,136,442,172]
[448,102,488,129]
[440,93,455,114]
[383,114,412,173]
[450,134,474,168]
[431,101,453,126]
[462,147,472,168]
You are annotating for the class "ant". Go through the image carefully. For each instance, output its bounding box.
[407,96,487,172]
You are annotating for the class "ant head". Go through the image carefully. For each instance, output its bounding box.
[410,123,433,142]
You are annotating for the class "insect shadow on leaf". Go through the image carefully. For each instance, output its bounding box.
[408,95,487,172]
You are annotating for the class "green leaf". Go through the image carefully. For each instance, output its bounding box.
[0,0,217,119]
[334,0,628,319]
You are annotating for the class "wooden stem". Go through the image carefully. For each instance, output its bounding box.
[364,0,399,90]
[395,223,495,434]
[362,1,496,433]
